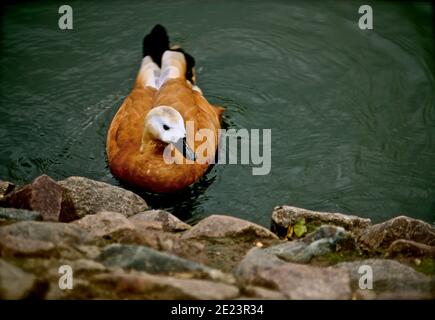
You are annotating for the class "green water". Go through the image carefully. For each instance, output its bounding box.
[1,0,434,227]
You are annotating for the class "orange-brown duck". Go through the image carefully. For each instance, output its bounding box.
[106,25,223,193]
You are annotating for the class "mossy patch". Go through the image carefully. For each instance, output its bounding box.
[306,221,322,234]
[310,250,366,267]
[414,258,435,275]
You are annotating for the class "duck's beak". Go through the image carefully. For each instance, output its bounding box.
[173,137,196,161]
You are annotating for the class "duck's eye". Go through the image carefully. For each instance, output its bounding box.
[163,124,170,131]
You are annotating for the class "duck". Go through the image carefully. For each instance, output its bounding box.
[106,24,224,193]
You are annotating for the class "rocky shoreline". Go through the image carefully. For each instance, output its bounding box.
[0,175,434,299]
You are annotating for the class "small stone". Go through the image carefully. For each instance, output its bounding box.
[129,210,191,232]
[359,216,435,252]
[182,215,278,240]
[255,242,264,248]
[58,176,148,219]
[0,208,42,222]
[0,259,37,299]
[414,258,421,266]
[271,205,371,238]
[4,175,77,222]
[73,211,135,238]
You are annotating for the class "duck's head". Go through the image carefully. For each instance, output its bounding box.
[142,105,195,161]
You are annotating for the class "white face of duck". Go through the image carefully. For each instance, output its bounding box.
[144,105,195,160]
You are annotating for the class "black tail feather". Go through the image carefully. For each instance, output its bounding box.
[142,24,196,83]
[142,24,169,66]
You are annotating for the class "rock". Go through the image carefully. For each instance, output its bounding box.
[128,210,191,232]
[4,175,76,222]
[99,243,208,275]
[58,176,148,219]
[0,208,42,222]
[74,211,203,261]
[387,240,435,258]
[0,259,37,299]
[112,227,205,262]
[182,215,278,240]
[265,225,356,263]
[359,216,435,252]
[235,247,286,280]
[0,236,55,257]
[179,215,279,272]
[93,270,239,299]
[235,248,351,299]
[242,285,286,299]
[98,244,234,284]
[73,211,135,238]
[0,180,15,203]
[65,259,107,273]
[44,277,95,300]
[333,259,434,299]
[0,221,93,257]
[74,245,102,260]
[271,205,371,238]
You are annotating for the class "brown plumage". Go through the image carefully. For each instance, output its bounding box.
[106,26,223,193]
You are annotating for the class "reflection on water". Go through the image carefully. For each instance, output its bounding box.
[0,0,434,226]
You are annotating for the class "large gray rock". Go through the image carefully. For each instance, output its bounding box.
[358,216,435,252]
[98,244,233,283]
[235,248,351,299]
[93,270,239,300]
[182,215,278,240]
[4,175,76,222]
[129,210,191,232]
[73,211,135,238]
[265,225,356,263]
[0,221,93,257]
[0,259,38,299]
[271,205,371,238]
[333,259,434,299]
[0,208,42,222]
[58,176,148,219]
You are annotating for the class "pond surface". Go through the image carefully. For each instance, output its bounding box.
[1,0,434,226]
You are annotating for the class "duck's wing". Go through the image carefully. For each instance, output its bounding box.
[106,86,156,162]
